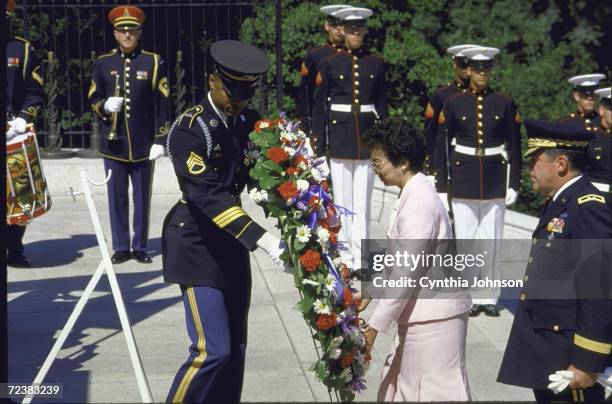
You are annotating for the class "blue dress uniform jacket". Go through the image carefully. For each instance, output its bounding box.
[423,81,466,174]
[88,48,170,162]
[297,40,342,135]
[311,48,388,159]
[586,127,612,189]
[498,176,612,390]
[434,88,522,197]
[559,111,600,133]
[6,37,44,122]
[162,97,266,290]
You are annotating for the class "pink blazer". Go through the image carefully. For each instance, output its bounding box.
[368,173,472,333]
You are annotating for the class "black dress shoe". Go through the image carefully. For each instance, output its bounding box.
[132,250,152,264]
[483,304,500,317]
[468,304,483,317]
[7,255,31,268]
[111,250,132,264]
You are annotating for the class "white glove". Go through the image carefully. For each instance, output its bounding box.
[598,367,612,399]
[148,144,165,160]
[257,232,289,272]
[7,117,27,138]
[547,370,574,394]
[104,96,124,113]
[505,187,518,206]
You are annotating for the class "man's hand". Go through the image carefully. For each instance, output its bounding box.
[568,364,598,389]
[148,144,165,160]
[257,232,289,272]
[362,324,378,356]
[352,292,372,313]
[104,96,124,113]
[505,187,518,206]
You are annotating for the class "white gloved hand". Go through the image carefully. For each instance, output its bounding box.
[148,144,165,160]
[547,370,574,394]
[8,117,27,135]
[104,96,124,113]
[598,367,612,399]
[256,232,289,272]
[505,187,518,206]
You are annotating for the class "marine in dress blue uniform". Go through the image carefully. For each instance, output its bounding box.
[311,7,387,272]
[559,74,606,132]
[163,40,285,403]
[498,120,612,404]
[5,0,45,268]
[423,44,476,176]
[296,4,348,138]
[433,47,522,316]
[88,5,170,264]
[586,87,612,194]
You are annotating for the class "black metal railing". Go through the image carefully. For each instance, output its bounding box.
[9,0,274,150]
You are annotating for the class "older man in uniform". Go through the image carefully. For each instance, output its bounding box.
[5,0,45,268]
[296,4,349,140]
[498,119,612,404]
[424,44,476,177]
[312,6,387,272]
[434,46,522,317]
[585,87,612,194]
[559,74,606,132]
[88,5,170,264]
[162,40,286,403]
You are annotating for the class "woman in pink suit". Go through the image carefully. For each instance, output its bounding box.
[360,117,472,402]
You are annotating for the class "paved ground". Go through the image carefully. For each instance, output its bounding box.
[8,158,535,402]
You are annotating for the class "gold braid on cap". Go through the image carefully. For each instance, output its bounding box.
[526,137,589,156]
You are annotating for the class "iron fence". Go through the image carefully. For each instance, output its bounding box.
[9,0,276,150]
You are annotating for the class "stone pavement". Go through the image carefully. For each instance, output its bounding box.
[8,158,536,402]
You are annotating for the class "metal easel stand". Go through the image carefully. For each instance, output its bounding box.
[22,169,153,403]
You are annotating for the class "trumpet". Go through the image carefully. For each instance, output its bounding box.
[107,74,120,141]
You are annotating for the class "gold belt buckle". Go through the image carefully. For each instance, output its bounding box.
[475,148,485,157]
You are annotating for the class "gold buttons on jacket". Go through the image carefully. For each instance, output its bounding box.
[339,74,344,79]
[528,256,534,263]
[553,325,559,332]
[524,275,528,282]
[355,81,360,86]
[354,64,359,69]
[179,222,184,228]
[520,294,526,301]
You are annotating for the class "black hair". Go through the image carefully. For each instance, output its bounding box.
[362,117,426,172]
[543,149,587,172]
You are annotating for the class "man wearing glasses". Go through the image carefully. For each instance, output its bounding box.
[312,6,388,274]
[296,4,350,142]
[559,74,606,132]
[88,5,170,264]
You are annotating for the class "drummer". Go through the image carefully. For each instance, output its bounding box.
[5,0,45,267]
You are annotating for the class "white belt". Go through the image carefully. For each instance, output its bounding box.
[591,182,611,192]
[454,144,505,157]
[330,103,377,115]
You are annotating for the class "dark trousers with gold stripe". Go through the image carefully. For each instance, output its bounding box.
[167,284,250,403]
[534,384,606,403]
[103,158,154,252]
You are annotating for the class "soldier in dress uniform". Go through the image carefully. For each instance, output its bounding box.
[5,0,45,268]
[585,87,612,194]
[88,5,170,264]
[423,44,477,177]
[162,40,286,403]
[559,74,606,132]
[433,47,522,317]
[311,6,388,272]
[296,4,350,140]
[498,119,612,404]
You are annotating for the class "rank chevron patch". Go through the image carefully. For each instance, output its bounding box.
[186,151,206,175]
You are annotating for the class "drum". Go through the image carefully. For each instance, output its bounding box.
[6,129,52,225]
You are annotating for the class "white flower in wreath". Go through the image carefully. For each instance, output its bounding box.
[283,146,296,157]
[324,274,337,293]
[340,367,353,383]
[311,157,330,182]
[248,188,269,204]
[332,256,343,268]
[295,129,307,139]
[244,141,260,166]
[328,336,344,359]
[293,210,304,219]
[296,179,310,193]
[329,348,342,360]
[302,278,319,287]
[280,129,296,144]
[350,328,366,346]
[316,227,330,244]
[295,225,312,243]
[313,298,331,315]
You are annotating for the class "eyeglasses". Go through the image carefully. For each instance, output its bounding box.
[369,159,388,171]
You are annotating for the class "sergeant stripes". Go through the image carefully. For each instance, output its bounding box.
[212,206,247,228]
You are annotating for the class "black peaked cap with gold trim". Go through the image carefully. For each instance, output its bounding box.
[524,119,594,158]
[108,5,145,30]
[209,40,270,101]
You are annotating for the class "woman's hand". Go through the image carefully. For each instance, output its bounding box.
[363,324,378,356]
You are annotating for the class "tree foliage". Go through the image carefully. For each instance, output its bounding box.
[240,0,610,215]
